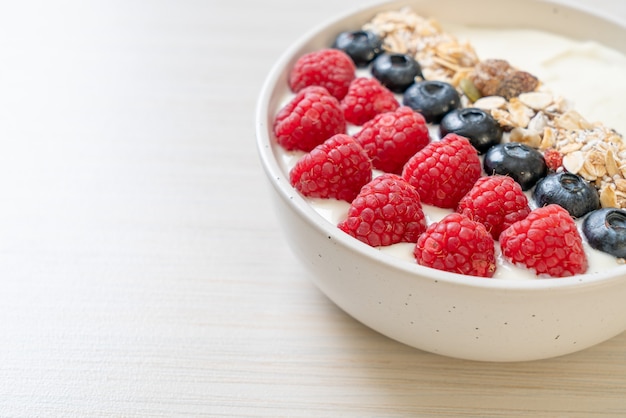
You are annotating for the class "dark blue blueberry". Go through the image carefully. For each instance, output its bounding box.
[583,208,626,259]
[439,107,503,154]
[332,30,382,67]
[533,172,600,218]
[371,53,423,93]
[483,142,547,191]
[402,80,460,123]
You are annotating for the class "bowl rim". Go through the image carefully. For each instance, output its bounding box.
[255,0,626,292]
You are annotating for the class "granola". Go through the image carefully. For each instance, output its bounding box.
[362,7,626,208]
[362,7,479,85]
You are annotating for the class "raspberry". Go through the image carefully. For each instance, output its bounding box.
[289,49,356,100]
[289,134,372,202]
[353,106,430,174]
[499,204,588,277]
[414,213,496,278]
[402,134,482,209]
[341,77,399,125]
[273,86,347,152]
[543,148,563,172]
[456,175,531,240]
[338,173,427,247]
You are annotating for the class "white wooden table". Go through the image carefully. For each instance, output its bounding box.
[1,0,625,416]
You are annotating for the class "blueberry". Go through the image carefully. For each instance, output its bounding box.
[332,30,382,67]
[402,80,460,123]
[371,53,423,93]
[583,208,626,259]
[483,142,547,191]
[439,108,503,154]
[533,172,600,218]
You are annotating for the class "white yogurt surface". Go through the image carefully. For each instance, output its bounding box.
[444,24,626,136]
[277,25,626,279]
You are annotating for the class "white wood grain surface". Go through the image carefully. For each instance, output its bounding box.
[0,0,625,416]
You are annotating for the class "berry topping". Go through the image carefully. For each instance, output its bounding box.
[414,213,496,278]
[371,53,423,93]
[402,80,461,123]
[402,133,482,209]
[353,106,430,174]
[289,49,356,100]
[583,208,626,259]
[499,204,588,278]
[289,134,372,202]
[273,86,347,152]
[338,173,427,247]
[543,148,563,172]
[483,142,547,191]
[332,30,383,67]
[341,77,400,125]
[532,172,600,218]
[439,107,503,154]
[457,175,531,240]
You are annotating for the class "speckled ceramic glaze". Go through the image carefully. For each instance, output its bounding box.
[256,0,626,362]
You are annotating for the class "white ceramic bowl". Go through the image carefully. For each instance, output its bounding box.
[256,0,626,362]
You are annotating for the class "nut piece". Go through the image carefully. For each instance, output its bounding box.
[518,92,554,110]
[510,127,541,148]
[506,99,533,128]
[563,151,585,174]
[539,127,557,150]
[600,184,618,208]
[554,110,594,131]
[470,59,539,100]
[606,149,620,177]
[496,71,540,100]
[528,111,548,133]
[473,95,506,110]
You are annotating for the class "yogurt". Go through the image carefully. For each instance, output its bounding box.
[276,23,626,279]
[443,24,626,136]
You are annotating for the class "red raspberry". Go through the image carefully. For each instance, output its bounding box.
[273,86,347,152]
[499,204,588,277]
[457,175,531,240]
[338,173,427,247]
[289,49,356,100]
[402,134,482,209]
[353,106,430,174]
[341,77,400,126]
[543,148,563,172]
[414,213,496,278]
[289,134,372,202]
